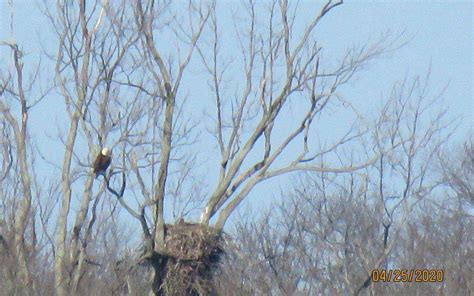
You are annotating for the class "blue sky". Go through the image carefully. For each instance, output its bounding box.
[0,1,472,227]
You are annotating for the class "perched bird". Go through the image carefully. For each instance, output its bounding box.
[92,147,112,178]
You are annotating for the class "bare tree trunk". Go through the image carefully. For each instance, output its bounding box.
[69,176,94,292]
[55,114,81,295]
[54,0,95,293]
[0,43,34,295]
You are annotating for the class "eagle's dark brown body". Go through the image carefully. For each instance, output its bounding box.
[92,148,112,176]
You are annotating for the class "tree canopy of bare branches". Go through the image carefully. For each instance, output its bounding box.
[0,0,470,295]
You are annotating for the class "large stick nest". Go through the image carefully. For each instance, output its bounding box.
[163,222,223,263]
[151,222,224,295]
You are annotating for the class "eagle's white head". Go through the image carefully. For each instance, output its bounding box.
[101,147,112,156]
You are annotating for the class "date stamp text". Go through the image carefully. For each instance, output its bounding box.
[371,269,444,283]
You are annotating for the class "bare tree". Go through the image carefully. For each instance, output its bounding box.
[0,42,41,295]
[126,0,409,294]
[439,135,473,206]
[43,1,141,294]
[216,75,463,295]
[197,0,387,229]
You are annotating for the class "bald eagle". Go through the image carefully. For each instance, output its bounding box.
[92,147,112,177]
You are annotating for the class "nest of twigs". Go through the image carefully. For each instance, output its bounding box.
[164,222,223,262]
[152,222,224,295]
